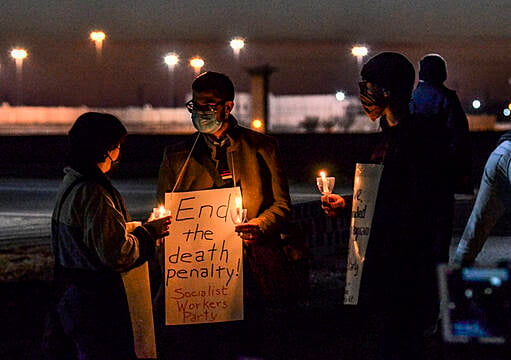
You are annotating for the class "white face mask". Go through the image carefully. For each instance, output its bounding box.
[107,153,121,172]
[191,110,222,134]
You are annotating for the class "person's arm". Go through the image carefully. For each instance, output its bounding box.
[83,185,166,271]
[255,137,291,233]
[235,137,291,243]
[156,146,175,205]
[445,91,472,193]
[453,161,506,266]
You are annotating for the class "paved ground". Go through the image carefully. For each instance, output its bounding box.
[0,179,510,359]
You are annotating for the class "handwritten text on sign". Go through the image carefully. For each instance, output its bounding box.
[344,163,383,305]
[165,187,243,325]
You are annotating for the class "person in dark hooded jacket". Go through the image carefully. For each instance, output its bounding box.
[322,52,450,359]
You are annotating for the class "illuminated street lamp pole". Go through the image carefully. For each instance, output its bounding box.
[190,57,204,75]
[351,46,368,68]
[230,37,245,60]
[90,31,106,61]
[10,48,28,106]
[90,31,106,106]
[164,52,179,107]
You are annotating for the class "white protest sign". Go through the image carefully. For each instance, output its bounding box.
[121,221,156,359]
[344,163,383,305]
[164,187,244,325]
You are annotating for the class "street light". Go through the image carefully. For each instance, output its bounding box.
[11,48,28,106]
[164,53,179,71]
[90,31,106,106]
[164,52,179,107]
[335,91,346,102]
[251,119,263,131]
[351,46,368,67]
[230,37,245,59]
[190,56,204,75]
[90,31,106,60]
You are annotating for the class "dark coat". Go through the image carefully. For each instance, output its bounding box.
[51,168,155,359]
[361,114,450,315]
[157,117,291,237]
[156,117,292,304]
[411,81,472,193]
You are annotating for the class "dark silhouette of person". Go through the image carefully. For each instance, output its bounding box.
[411,53,473,267]
[322,52,450,359]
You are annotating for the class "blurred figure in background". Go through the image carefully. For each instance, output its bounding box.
[411,54,473,267]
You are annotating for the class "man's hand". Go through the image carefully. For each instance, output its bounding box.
[321,193,346,217]
[144,215,171,246]
[235,222,263,244]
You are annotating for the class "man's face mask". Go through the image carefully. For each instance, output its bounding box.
[186,100,224,134]
[359,81,387,121]
[191,110,223,134]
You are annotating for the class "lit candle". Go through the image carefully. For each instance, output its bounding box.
[320,170,328,194]
[235,197,242,209]
[153,205,169,219]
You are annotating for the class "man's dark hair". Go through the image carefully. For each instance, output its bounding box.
[192,71,235,101]
[419,54,447,84]
[68,112,127,164]
[361,52,415,100]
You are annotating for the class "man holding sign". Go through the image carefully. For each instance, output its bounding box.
[155,72,292,359]
[322,53,449,359]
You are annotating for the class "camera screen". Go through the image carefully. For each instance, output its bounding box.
[438,265,511,344]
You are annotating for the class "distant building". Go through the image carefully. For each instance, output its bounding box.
[2,95,500,135]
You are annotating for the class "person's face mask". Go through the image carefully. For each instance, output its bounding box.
[191,110,223,134]
[359,81,387,121]
[107,145,121,172]
[186,98,226,134]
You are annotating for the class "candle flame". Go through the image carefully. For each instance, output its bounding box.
[235,197,242,209]
[159,205,165,215]
[320,170,327,179]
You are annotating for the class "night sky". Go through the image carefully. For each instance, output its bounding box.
[1,1,510,108]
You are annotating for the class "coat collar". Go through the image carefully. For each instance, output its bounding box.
[202,115,241,152]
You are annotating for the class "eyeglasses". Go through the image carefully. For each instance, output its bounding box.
[185,100,226,113]
[359,81,385,94]
[358,81,369,93]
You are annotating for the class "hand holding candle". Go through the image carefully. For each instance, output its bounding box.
[145,206,171,242]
